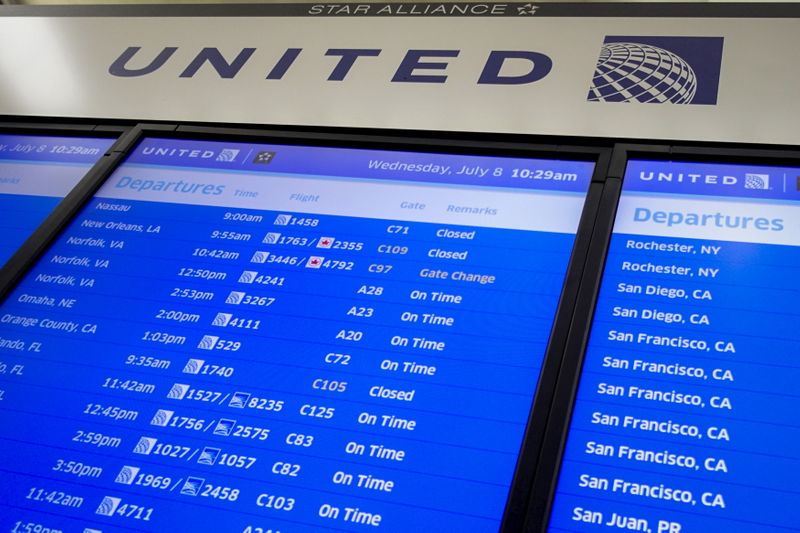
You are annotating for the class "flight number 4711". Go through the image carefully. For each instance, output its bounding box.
[104,501,154,521]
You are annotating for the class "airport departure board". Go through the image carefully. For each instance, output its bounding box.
[548,160,800,532]
[0,137,593,532]
[0,134,115,266]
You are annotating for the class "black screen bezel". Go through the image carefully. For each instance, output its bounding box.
[0,120,128,285]
[0,122,610,531]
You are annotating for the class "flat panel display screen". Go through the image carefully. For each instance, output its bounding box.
[548,159,800,532]
[0,137,593,532]
[0,134,115,265]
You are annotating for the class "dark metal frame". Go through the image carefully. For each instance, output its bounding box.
[500,145,610,532]
[0,120,129,290]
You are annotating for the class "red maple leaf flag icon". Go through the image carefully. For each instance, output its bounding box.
[306,256,324,268]
[317,237,335,249]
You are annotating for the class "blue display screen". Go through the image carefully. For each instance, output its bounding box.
[0,137,593,532]
[0,134,115,266]
[548,160,800,532]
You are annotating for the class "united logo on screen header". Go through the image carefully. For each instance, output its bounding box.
[635,168,777,194]
[588,36,724,105]
[140,145,244,163]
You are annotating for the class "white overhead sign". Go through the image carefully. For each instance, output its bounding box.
[0,6,797,145]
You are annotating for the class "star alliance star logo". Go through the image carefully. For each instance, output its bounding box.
[517,3,539,15]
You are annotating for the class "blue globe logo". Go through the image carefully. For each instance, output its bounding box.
[588,42,697,104]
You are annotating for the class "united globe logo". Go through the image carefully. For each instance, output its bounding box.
[589,42,697,104]
[588,36,724,105]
